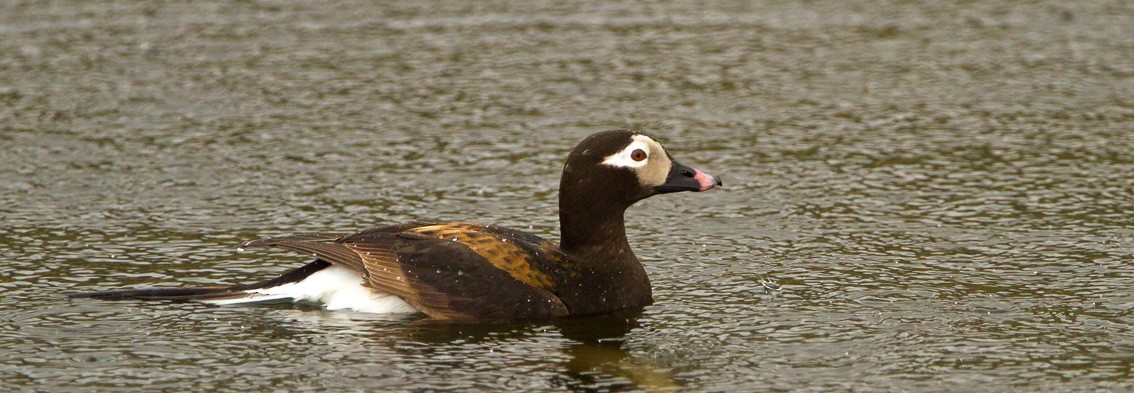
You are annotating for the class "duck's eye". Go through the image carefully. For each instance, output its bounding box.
[631,149,647,162]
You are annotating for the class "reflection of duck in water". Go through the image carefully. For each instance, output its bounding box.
[561,340,681,392]
[390,309,682,392]
[73,130,720,323]
[556,310,682,392]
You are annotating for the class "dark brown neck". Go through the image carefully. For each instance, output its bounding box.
[557,200,653,315]
[560,203,630,255]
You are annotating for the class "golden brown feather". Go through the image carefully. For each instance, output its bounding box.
[409,222,558,290]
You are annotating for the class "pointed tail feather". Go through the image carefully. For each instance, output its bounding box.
[68,286,239,301]
[70,260,332,302]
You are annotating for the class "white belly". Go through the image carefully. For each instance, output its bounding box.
[206,265,420,314]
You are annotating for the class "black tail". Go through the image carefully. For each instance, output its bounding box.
[68,286,243,301]
[69,260,332,302]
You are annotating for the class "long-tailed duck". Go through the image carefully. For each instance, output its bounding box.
[72,130,721,322]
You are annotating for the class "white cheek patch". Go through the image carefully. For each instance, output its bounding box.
[601,139,652,169]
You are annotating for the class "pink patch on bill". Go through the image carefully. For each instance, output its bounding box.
[692,170,719,191]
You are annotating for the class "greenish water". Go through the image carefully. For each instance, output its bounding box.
[2,1,1132,391]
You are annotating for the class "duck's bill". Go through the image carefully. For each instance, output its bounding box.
[654,161,722,193]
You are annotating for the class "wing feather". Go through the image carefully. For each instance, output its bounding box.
[241,233,366,274]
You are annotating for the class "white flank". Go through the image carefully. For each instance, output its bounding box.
[601,135,654,168]
[205,265,420,314]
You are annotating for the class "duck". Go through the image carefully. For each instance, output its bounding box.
[71,130,722,322]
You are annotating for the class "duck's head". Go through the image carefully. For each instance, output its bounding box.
[560,130,721,210]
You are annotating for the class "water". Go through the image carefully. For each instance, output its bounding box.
[2,1,1132,391]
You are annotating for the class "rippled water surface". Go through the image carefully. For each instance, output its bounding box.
[2,1,1133,391]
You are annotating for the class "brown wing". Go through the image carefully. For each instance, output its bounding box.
[241,233,363,273]
[238,222,435,278]
[242,222,571,321]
